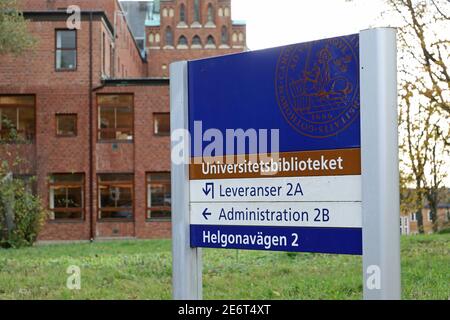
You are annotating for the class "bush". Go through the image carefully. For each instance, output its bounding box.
[438,227,450,235]
[0,167,47,248]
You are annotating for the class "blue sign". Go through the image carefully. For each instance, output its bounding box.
[188,33,360,157]
[188,34,362,255]
[191,225,362,255]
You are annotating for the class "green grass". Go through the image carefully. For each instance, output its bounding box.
[0,234,448,300]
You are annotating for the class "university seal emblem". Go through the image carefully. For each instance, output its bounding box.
[275,35,360,138]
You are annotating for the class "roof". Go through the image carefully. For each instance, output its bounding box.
[425,203,450,209]
[119,1,153,39]
[23,10,114,33]
[232,20,247,26]
[101,78,170,87]
[144,0,161,27]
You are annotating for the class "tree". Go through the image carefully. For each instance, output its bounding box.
[0,0,36,55]
[0,120,46,248]
[386,0,449,232]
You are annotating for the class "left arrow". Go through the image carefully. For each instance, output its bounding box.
[202,208,212,220]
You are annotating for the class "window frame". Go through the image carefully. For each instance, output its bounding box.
[192,35,202,47]
[97,173,134,221]
[55,113,77,137]
[48,173,85,222]
[97,93,134,143]
[55,29,77,72]
[153,112,170,136]
[207,3,215,23]
[178,35,188,47]
[165,26,174,47]
[180,3,186,23]
[0,94,36,143]
[193,0,200,22]
[221,26,229,44]
[146,172,171,221]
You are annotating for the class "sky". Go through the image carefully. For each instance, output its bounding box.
[231,0,386,50]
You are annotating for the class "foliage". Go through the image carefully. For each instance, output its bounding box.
[0,162,47,248]
[0,119,46,248]
[384,0,450,232]
[0,0,36,55]
[0,235,448,299]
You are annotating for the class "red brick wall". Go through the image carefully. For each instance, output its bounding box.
[147,48,243,77]
[0,0,246,241]
[95,84,172,239]
[146,0,246,77]
[19,0,146,78]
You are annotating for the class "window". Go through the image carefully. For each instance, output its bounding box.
[192,35,202,47]
[206,35,216,47]
[428,210,432,222]
[154,113,170,136]
[56,114,77,137]
[0,95,35,142]
[98,174,133,219]
[194,0,200,22]
[110,43,113,75]
[49,174,84,220]
[180,3,186,22]
[221,26,228,44]
[102,33,106,74]
[178,35,188,47]
[98,94,133,141]
[207,4,214,23]
[410,212,417,221]
[56,30,76,70]
[165,27,174,46]
[147,173,171,220]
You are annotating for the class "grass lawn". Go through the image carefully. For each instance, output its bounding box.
[0,234,448,300]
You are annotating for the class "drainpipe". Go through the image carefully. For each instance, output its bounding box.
[89,12,94,242]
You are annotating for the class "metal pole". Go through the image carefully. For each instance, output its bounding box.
[360,28,401,300]
[170,61,203,300]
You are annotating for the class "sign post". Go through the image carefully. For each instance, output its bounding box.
[171,28,400,300]
[170,61,202,300]
[360,28,401,300]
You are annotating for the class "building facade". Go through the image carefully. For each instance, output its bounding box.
[400,204,450,235]
[0,0,246,241]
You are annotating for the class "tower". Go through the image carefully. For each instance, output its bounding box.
[145,0,246,77]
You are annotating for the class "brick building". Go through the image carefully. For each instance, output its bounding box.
[0,0,246,241]
[400,203,450,235]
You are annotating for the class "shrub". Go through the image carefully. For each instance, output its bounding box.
[0,166,47,248]
[437,227,450,235]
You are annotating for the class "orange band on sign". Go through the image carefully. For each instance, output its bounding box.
[189,148,361,180]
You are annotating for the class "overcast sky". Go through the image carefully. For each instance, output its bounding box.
[231,0,386,50]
